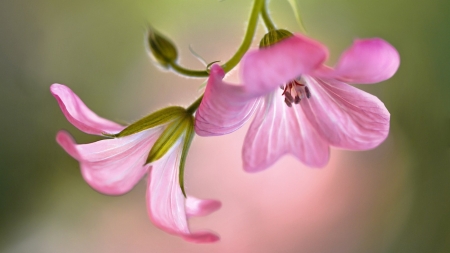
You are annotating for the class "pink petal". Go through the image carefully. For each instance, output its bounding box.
[242,93,329,172]
[51,83,124,135]
[241,34,328,97]
[185,197,221,218]
[300,76,390,150]
[147,142,219,243]
[56,128,161,195]
[319,38,400,84]
[195,64,258,136]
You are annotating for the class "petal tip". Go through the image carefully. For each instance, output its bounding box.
[183,231,220,243]
[55,130,80,160]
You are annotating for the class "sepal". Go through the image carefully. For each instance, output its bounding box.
[259,29,293,48]
[110,106,185,138]
[146,114,192,164]
[145,113,195,197]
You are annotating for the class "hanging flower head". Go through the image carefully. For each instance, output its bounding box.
[51,84,221,243]
[195,32,400,172]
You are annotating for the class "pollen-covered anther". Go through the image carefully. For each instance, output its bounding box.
[281,77,311,107]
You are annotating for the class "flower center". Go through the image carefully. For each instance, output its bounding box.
[280,77,311,107]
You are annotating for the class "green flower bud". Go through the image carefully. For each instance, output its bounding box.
[148,28,178,68]
[259,29,294,48]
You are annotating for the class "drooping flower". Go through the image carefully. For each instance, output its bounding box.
[51,83,221,243]
[195,33,399,172]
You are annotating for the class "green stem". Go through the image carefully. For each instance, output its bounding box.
[184,0,265,113]
[169,62,209,77]
[221,0,264,73]
[169,0,264,78]
[186,94,204,114]
[261,0,276,31]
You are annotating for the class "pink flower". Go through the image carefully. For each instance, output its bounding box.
[195,34,399,172]
[51,83,221,243]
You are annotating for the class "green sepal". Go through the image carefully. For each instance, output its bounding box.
[178,115,195,198]
[259,29,294,48]
[146,114,191,164]
[148,28,178,68]
[109,106,185,138]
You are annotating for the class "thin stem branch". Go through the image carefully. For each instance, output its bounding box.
[185,0,265,113]
[168,0,264,78]
[220,0,264,73]
[261,0,276,31]
[169,62,209,78]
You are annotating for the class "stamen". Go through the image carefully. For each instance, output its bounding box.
[284,97,292,107]
[305,86,311,99]
[285,92,294,103]
[280,77,312,107]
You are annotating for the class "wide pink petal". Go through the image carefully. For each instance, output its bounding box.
[301,76,390,150]
[51,83,124,135]
[185,197,221,218]
[147,142,219,243]
[195,64,258,136]
[242,93,329,172]
[241,34,328,97]
[56,128,161,195]
[318,38,400,84]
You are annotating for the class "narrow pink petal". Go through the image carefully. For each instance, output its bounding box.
[147,142,219,243]
[319,38,400,84]
[56,130,81,160]
[182,232,220,243]
[195,64,258,136]
[243,93,329,172]
[301,76,390,150]
[50,83,124,135]
[241,34,328,97]
[185,197,221,218]
[56,128,161,195]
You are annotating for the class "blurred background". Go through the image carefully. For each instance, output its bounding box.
[0,0,449,252]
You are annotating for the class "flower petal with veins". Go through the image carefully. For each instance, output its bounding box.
[51,83,124,135]
[243,93,329,172]
[316,38,400,84]
[53,84,221,243]
[147,141,220,243]
[300,77,390,150]
[56,128,160,195]
[241,34,328,97]
[195,64,259,136]
[196,34,399,172]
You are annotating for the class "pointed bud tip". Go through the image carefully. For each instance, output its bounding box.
[147,28,178,68]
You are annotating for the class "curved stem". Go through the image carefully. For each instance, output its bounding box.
[221,0,264,73]
[169,0,264,78]
[261,0,276,31]
[169,62,209,78]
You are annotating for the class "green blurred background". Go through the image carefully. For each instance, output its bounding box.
[0,0,449,252]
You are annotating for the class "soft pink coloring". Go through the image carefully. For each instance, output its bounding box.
[51,84,221,243]
[195,34,400,172]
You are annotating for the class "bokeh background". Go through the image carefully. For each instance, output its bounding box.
[1,0,449,252]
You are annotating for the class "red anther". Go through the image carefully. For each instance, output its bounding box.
[280,78,311,107]
[284,97,292,107]
[305,86,311,99]
[285,92,294,103]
